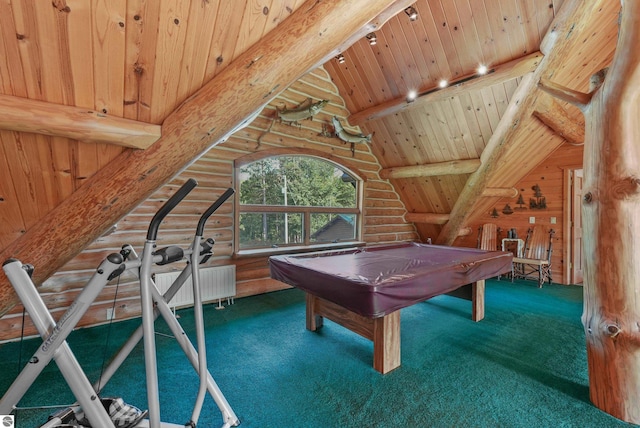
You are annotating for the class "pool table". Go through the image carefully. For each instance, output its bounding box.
[269,242,513,373]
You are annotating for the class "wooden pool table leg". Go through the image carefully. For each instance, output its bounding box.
[306,293,323,331]
[373,310,401,374]
[305,293,401,374]
[472,279,485,322]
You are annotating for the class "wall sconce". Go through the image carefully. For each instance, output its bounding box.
[335,54,345,64]
[405,6,418,21]
[490,208,499,218]
[502,204,514,215]
[366,32,377,45]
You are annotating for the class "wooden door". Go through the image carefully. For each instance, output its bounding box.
[571,169,584,284]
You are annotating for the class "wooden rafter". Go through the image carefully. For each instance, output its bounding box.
[0,94,161,149]
[435,72,539,245]
[533,92,585,145]
[405,187,517,225]
[380,159,480,179]
[435,0,605,246]
[349,51,542,126]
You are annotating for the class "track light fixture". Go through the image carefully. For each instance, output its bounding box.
[405,6,418,21]
[366,32,377,46]
[335,54,345,64]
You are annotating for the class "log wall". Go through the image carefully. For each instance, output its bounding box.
[0,67,418,341]
[456,142,584,285]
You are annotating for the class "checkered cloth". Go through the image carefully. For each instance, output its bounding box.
[73,397,147,428]
[102,397,147,428]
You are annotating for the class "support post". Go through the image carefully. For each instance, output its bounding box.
[540,2,640,423]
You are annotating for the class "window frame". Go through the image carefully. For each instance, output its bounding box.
[233,150,365,257]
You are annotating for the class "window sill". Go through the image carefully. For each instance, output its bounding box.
[233,241,366,259]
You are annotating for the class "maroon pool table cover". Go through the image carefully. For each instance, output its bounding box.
[269,242,513,318]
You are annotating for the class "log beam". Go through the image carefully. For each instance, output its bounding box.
[0,94,161,149]
[435,0,605,246]
[349,51,542,125]
[405,189,517,226]
[0,0,407,316]
[533,92,585,146]
[380,159,480,179]
[538,78,593,109]
[481,187,519,198]
[435,72,539,245]
[405,213,449,224]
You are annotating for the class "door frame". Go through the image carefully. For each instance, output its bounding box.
[563,168,583,284]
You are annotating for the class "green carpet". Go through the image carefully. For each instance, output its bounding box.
[0,279,633,427]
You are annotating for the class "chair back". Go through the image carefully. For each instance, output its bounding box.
[477,223,498,251]
[523,225,554,260]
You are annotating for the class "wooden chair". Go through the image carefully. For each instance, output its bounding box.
[477,223,505,280]
[512,226,555,287]
[477,223,500,251]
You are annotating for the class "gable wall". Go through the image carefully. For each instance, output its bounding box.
[0,67,418,341]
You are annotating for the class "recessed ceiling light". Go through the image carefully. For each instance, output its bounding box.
[406,90,418,102]
[438,79,448,88]
[477,64,488,75]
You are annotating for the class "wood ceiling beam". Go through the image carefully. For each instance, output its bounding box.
[0,94,161,149]
[405,187,517,224]
[405,213,450,224]
[435,0,607,246]
[481,187,519,198]
[533,92,585,145]
[0,0,410,316]
[349,51,542,126]
[380,159,480,179]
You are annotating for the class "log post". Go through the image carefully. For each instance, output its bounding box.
[0,0,403,316]
[540,2,640,423]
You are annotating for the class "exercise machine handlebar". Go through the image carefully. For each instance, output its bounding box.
[196,188,234,237]
[146,178,198,241]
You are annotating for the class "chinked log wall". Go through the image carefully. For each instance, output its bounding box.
[456,142,584,284]
[0,67,418,341]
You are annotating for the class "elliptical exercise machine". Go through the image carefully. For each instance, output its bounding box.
[0,179,240,428]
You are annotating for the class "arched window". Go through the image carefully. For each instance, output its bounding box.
[236,154,362,253]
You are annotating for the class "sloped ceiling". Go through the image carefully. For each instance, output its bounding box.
[0,0,621,259]
[324,0,618,242]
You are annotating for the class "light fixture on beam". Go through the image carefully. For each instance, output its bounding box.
[477,64,488,75]
[408,67,495,104]
[366,32,377,45]
[405,6,418,21]
[335,54,345,64]
[406,90,418,103]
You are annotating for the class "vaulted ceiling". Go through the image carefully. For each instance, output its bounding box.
[0,1,620,270]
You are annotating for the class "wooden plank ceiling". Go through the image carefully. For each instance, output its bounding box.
[325,0,618,241]
[0,0,621,251]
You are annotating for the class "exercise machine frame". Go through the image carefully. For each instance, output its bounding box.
[0,179,240,428]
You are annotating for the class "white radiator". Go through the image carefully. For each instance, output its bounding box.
[155,265,236,309]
